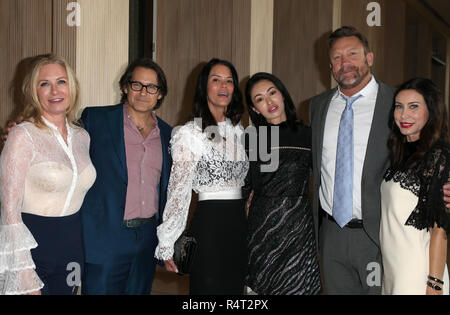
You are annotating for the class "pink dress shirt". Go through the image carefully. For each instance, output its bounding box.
[123,105,162,220]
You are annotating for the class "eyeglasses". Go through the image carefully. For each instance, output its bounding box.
[128,81,160,94]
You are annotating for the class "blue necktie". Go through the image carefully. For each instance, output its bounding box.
[333,94,362,228]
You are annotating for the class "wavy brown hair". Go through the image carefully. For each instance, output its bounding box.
[388,77,449,169]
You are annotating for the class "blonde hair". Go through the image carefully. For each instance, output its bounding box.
[21,54,80,129]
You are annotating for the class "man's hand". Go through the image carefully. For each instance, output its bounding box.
[443,183,450,209]
[2,116,24,142]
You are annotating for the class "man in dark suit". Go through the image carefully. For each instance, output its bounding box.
[80,58,173,294]
[309,26,395,294]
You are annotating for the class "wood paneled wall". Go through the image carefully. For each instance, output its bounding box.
[272,0,333,124]
[340,0,388,82]
[53,0,77,71]
[0,0,53,129]
[155,0,252,127]
[76,0,129,110]
[1,0,449,132]
[250,0,274,75]
[0,0,129,134]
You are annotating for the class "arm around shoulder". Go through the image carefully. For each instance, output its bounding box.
[408,141,450,234]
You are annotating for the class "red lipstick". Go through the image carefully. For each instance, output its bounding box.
[400,122,414,129]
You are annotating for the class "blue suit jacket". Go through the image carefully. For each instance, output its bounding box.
[80,104,172,263]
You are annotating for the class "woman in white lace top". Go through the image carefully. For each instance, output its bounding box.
[0,54,96,295]
[155,59,249,294]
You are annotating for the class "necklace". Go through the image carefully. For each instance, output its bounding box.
[130,115,152,132]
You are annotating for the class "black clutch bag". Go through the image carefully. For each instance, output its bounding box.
[173,231,197,275]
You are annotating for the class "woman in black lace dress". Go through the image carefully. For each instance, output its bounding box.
[243,73,321,295]
[380,78,450,295]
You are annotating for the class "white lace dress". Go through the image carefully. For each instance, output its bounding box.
[0,119,96,295]
[155,119,249,261]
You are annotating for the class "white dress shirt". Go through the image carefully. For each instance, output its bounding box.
[320,76,379,220]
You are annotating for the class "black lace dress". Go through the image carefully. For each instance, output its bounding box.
[380,140,450,295]
[243,122,321,295]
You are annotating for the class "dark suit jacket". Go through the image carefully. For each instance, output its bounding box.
[309,82,396,248]
[80,104,173,263]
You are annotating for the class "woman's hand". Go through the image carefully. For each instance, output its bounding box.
[426,284,443,295]
[245,190,254,217]
[26,290,42,295]
[164,259,179,274]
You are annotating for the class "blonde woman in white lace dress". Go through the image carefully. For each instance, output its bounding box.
[0,55,96,295]
[155,59,249,294]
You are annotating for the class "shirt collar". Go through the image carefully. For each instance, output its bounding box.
[41,116,72,135]
[333,75,379,100]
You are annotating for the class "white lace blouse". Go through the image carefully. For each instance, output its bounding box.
[155,119,249,261]
[0,119,96,295]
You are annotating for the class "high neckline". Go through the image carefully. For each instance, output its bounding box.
[267,120,289,128]
[405,139,420,150]
[217,119,228,125]
[399,139,420,167]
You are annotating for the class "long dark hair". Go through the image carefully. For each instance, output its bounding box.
[245,72,298,131]
[191,58,243,131]
[119,58,168,110]
[388,77,449,169]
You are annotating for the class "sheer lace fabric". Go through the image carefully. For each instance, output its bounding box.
[0,120,96,294]
[155,120,249,261]
[383,140,450,233]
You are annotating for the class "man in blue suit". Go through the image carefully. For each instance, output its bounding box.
[80,58,172,294]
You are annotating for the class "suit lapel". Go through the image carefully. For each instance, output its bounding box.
[106,105,128,183]
[317,89,337,168]
[362,83,392,178]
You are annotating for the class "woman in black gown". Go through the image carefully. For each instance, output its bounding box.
[243,72,321,295]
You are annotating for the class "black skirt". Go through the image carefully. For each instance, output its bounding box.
[22,211,84,295]
[188,199,247,295]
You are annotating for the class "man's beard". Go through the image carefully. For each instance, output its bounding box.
[336,61,370,90]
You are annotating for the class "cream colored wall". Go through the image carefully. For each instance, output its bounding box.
[76,0,129,111]
[250,0,273,75]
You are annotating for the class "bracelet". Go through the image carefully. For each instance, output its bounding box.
[428,275,444,285]
[427,281,443,291]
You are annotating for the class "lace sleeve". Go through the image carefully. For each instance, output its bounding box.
[0,126,44,294]
[155,124,204,261]
[406,141,450,234]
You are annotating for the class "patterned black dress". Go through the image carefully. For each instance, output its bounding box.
[244,122,321,295]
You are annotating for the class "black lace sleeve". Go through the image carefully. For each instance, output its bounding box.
[406,141,450,234]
